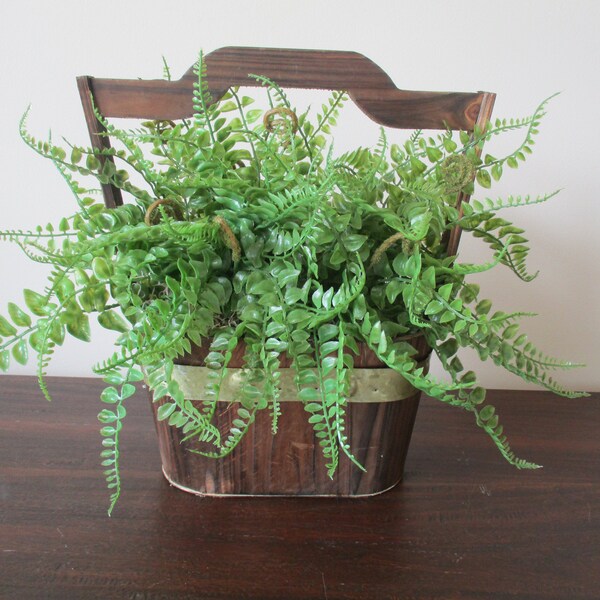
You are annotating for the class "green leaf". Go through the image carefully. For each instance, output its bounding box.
[98,409,118,424]
[426,146,443,162]
[98,311,129,333]
[514,334,528,347]
[421,266,436,289]
[424,300,444,316]
[459,283,480,304]
[503,324,519,340]
[321,288,334,310]
[320,341,338,356]
[157,403,177,421]
[287,309,310,324]
[248,279,275,295]
[93,285,109,312]
[86,154,101,171]
[476,300,492,315]
[318,324,339,343]
[284,287,305,304]
[0,349,10,371]
[55,278,75,303]
[385,279,403,304]
[71,147,83,163]
[8,303,31,327]
[101,387,120,403]
[23,290,48,316]
[51,146,66,161]
[299,388,319,402]
[29,330,43,352]
[0,315,17,336]
[491,164,503,181]
[369,321,382,346]
[65,311,91,342]
[453,320,467,333]
[439,311,455,324]
[500,342,515,362]
[342,234,368,252]
[246,109,263,123]
[471,387,486,404]
[92,257,112,279]
[12,339,28,365]
[219,101,238,112]
[329,244,345,266]
[352,295,367,321]
[128,369,144,382]
[121,384,136,399]
[476,170,492,189]
[439,138,455,153]
[79,289,95,313]
[49,321,65,345]
[438,284,453,302]
[311,286,324,308]
[479,405,495,421]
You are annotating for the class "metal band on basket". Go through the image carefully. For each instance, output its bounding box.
[170,359,430,404]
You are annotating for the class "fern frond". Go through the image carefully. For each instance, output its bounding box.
[333,323,365,472]
[366,127,388,185]
[192,50,216,143]
[475,403,541,469]
[476,93,560,174]
[161,56,172,81]
[310,91,347,141]
[97,368,141,515]
[149,360,222,448]
[334,146,371,172]
[467,190,561,215]
[458,211,539,282]
[247,73,292,109]
[450,237,512,275]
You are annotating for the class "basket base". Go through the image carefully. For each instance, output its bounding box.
[153,396,421,497]
[152,335,430,497]
[161,466,403,498]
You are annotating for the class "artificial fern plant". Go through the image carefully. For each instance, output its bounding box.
[0,53,585,513]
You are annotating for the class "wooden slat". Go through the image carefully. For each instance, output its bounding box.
[84,78,193,121]
[81,46,488,131]
[350,88,484,130]
[198,47,399,90]
[445,91,497,257]
[76,76,123,208]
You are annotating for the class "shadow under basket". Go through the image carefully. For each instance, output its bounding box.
[150,335,431,497]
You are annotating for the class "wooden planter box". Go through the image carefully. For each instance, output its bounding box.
[150,335,430,497]
[77,46,493,498]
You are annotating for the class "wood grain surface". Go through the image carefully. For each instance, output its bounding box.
[81,46,488,130]
[1,376,598,599]
[153,337,431,497]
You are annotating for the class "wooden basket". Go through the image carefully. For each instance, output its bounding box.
[151,335,431,497]
[78,46,495,497]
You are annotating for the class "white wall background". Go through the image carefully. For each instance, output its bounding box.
[0,0,598,392]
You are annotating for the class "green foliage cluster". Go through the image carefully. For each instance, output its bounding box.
[0,54,584,513]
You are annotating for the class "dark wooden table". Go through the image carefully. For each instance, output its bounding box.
[1,376,598,600]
